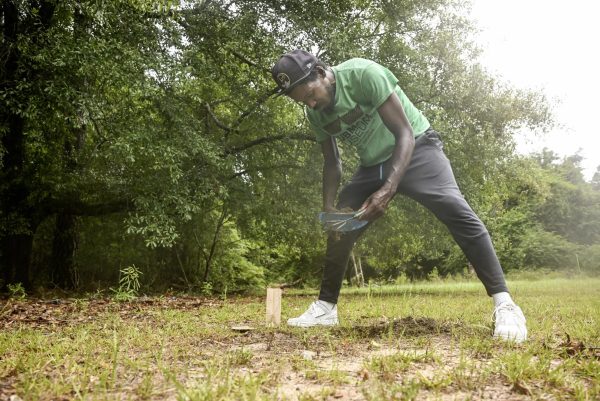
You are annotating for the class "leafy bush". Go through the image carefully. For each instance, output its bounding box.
[577,245,600,274]
[202,222,266,294]
[520,230,578,269]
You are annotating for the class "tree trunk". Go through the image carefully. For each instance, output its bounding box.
[0,0,56,291]
[1,234,34,290]
[50,213,79,289]
[0,1,30,290]
[202,206,228,283]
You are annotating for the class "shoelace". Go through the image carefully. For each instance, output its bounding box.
[492,302,521,323]
[308,301,330,317]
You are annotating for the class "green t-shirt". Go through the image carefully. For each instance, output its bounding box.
[306,58,430,166]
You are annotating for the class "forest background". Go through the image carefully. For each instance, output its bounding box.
[2,0,599,295]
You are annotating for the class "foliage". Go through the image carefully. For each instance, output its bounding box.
[111,265,143,302]
[1,0,598,293]
[199,220,266,293]
[577,245,600,274]
[7,283,26,300]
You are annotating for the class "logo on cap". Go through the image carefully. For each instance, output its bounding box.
[277,73,291,89]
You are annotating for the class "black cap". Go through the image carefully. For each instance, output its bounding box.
[271,49,318,96]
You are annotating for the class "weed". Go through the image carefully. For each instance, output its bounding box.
[363,380,421,401]
[111,265,142,301]
[201,281,213,296]
[7,282,26,300]
[227,348,253,366]
[171,367,270,401]
[365,350,439,382]
[426,267,441,281]
[298,392,320,401]
[459,336,497,358]
[417,369,453,391]
[134,370,155,400]
[221,285,228,301]
[305,367,349,385]
[447,355,491,391]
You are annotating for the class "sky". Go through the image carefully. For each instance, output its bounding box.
[468,0,600,180]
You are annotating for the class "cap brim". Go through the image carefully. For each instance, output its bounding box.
[271,75,312,98]
[272,87,286,97]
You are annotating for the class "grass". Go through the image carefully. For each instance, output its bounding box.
[0,277,598,400]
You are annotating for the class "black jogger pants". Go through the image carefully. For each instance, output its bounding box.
[318,129,509,303]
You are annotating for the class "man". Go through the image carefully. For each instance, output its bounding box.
[271,50,527,342]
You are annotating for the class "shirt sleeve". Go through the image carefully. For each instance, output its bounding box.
[359,63,400,110]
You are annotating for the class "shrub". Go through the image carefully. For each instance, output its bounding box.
[577,244,600,274]
[521,229,578,269]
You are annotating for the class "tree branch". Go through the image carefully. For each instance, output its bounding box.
[45,197,130,216]
[205,103,236,132]
[224,133,315,155]
[231,88,280,129]
[229,163,304,179]
[227,48,271,74]
[271,278,303,289]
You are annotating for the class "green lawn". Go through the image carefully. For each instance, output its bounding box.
[1,277,599,400]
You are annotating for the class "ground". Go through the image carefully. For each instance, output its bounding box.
[1,277,599,400]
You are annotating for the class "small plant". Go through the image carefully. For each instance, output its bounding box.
[200,281,213,296]
[111,265,142,302]
[7,282,26,300]
[395,272,409,285]
[304,367,349,385]
[365,351,440,383]
[228,348,253,366]
[221,285,228,301]
[427,267,440,281]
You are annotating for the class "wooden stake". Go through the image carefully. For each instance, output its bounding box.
[266,287,282,326]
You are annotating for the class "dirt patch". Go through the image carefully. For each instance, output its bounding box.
[334,316,453,338]
[233,334,532,401]
[0,296,223,329]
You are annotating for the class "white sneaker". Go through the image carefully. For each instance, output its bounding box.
[493,302,528,343]
[287,300,339,328]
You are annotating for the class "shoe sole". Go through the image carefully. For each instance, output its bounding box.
[493,332,527,343]
[287,319,339,328]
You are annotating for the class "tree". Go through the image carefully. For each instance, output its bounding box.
[591,166,600,191]
[1,0,559,292]
[1,0,215,288]
[1,0,59,288]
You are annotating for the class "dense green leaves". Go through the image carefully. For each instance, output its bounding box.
[1,0,598,292]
